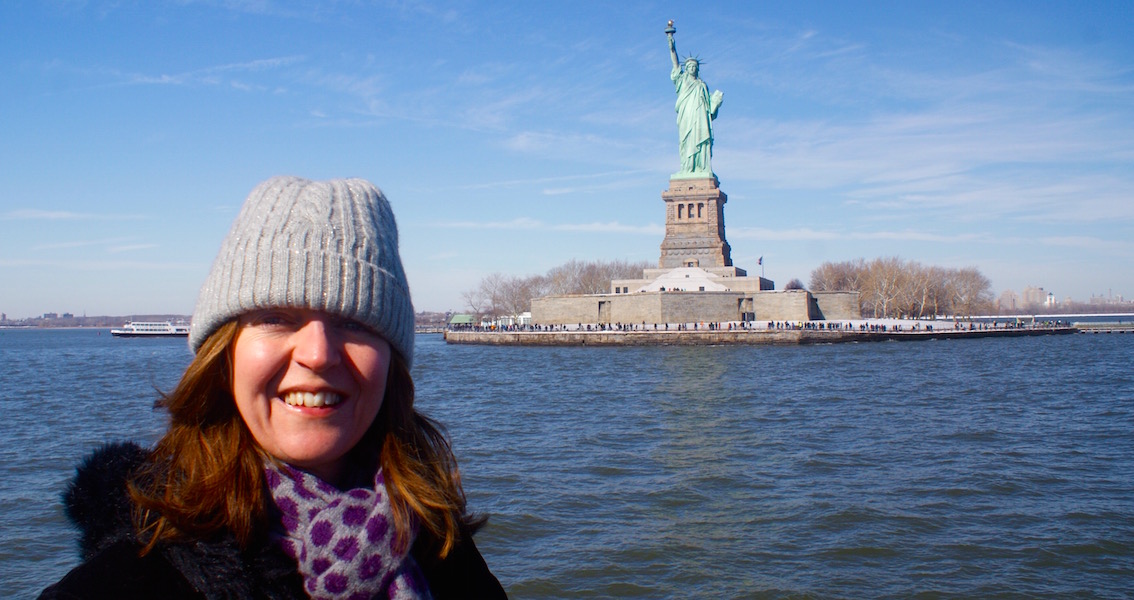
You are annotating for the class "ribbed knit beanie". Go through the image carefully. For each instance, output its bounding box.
[189,176,415,367]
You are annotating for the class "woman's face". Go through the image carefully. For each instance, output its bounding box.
[231,308,392,484]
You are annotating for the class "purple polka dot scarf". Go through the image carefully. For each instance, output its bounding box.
[264,461,432,600]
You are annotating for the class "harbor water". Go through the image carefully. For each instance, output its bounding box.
[2,328,1132,598]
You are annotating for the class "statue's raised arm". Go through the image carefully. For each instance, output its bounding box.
[665,20,722,179]
[666,20,680,74]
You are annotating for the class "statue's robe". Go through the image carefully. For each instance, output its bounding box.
[672,65,720,175]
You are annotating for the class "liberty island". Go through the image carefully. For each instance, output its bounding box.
[521,21,859,331]
[446,21,1080,346]
[448,22,861,345]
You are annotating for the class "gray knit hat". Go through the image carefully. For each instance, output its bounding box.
[189,176,415,366]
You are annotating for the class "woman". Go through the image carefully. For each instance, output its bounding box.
[42,177,506,599]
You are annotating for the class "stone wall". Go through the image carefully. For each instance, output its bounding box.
[532,292,744,324]
[531,289,818,324]
[750,290,813,322]
[531,294,604,324]
[654,292,742,323]
[811,291,862,320]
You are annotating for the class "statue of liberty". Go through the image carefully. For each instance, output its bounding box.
[666,21,723,178]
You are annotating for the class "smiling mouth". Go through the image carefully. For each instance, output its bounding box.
[282,391,345,408]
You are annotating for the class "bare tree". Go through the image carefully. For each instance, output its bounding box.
[949,267,994,316]
[465,259,651,316]
[545,259,587,296]
[498,274,551,317]
[460,288,486,318]
[860,257,906,317]
[575,259,649,295]
[467,272,509,318]
[904,263,949,319]
[810,258,866,292]
[810,257,993,318]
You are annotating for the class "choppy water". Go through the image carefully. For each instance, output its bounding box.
[2,329,1132,598]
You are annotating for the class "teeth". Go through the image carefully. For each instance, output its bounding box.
[283,391,343,407]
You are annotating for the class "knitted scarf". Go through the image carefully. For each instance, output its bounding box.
[264,462,431,600]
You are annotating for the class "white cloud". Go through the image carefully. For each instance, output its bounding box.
[436,217,661,236]
[439,217,544,230]
[555,222,663,235]
[3,209,92,220]
[3,210,146,221]
[0,258,197,270]
[32,237,135,251]
[107,243,160,253]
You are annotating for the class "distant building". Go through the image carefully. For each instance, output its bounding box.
[1021,286,1047,307]
[1090,291,1127,306]
[997,290,1019,312]
[447,314,476,328]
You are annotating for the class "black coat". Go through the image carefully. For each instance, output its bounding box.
[40,443,506,599]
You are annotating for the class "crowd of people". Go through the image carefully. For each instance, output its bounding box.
[446,318,1075,335]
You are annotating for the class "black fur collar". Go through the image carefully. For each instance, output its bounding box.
[61,442,304,599]
[63,441,147,559]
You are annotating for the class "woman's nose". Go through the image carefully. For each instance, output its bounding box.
[291,317,341,371]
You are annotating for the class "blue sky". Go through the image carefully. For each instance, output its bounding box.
[2,0,1132,319]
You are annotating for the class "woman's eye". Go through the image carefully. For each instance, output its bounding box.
[248,311,293,328]
[338,319,370,333]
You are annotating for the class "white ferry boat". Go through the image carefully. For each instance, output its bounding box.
[110,321,190,338]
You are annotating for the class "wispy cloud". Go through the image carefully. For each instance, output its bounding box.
[1034,235,1133,252]
[3,209,147,221]
[107,243,159,253]
[33,237,136,251]
[455,62,516,86]
[0,258,197,270]
[415,169,653,194]
[120,56,304,87]
[729,227,989,243]
[727,226,1132,257]
[437,217,662,235]
[40,55,306,93]
[1008,42,1134,96]
[462,87,550,131]
[687,25,1134,232]
[440,217,543,230]
[3,209,92,220]
[556,221,663,235]
[717,78,1134,224]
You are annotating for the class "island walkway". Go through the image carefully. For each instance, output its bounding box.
[443,319,1079,346]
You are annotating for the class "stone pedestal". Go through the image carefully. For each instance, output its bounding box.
[659,176,732,269]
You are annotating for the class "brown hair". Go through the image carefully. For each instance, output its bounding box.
[130,321,471,557]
